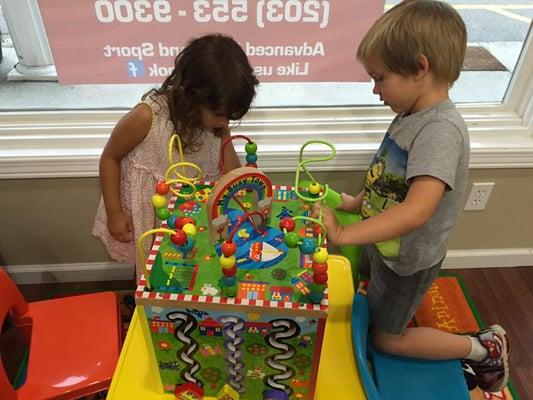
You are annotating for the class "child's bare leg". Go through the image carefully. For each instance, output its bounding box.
[371,324,510,393]
[372,326,470,359]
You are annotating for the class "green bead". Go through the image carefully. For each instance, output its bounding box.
[309,283,325,294]
[245,142,258,154]
[224,285,237,297]
[156,207,170,220]
[284,232,300,248]
[181,184,194,194]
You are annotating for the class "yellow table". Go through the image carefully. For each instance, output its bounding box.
[107,255,365,400]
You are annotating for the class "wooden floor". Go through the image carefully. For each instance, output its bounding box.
[12,266,533,399]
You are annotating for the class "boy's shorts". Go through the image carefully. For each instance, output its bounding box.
[359,245,442,335]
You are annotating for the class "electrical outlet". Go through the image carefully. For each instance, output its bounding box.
[464,182,495,211]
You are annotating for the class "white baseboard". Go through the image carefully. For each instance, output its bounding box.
[4,262,133,284]
[443,248,533,269]
[3,248,533,284]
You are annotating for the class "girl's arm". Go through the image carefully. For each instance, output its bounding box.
[323,176,446,246]
[99,103,152,242]
[220,127,241,173]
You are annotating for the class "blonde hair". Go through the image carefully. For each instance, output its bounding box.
[357,0,466,84]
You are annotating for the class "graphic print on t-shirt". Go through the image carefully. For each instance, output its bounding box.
[362,133,409,258]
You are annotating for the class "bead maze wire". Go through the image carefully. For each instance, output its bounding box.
[138,134,204,290]
[219,134,258,175]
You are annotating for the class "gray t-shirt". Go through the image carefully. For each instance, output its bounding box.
[361,100,470,276]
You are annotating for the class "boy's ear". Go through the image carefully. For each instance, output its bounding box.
[414,54,430,81]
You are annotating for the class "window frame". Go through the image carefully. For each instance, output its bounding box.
[0,31,531,179]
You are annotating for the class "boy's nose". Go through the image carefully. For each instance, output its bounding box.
[372,84,380,95]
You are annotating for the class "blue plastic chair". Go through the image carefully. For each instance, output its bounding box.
[351,292,470,400]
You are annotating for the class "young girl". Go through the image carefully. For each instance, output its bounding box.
[92,34,259,281]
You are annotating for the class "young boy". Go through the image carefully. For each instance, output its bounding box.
[316,0,509,392]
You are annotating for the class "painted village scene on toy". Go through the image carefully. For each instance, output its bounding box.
[135,136,339,400]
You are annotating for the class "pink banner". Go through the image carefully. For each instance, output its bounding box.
[38,0,384,84]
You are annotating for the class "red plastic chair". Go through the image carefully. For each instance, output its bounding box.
[0,268,122,400]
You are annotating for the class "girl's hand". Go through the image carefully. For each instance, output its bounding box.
[312,202,342,246]
[107,210,133,242]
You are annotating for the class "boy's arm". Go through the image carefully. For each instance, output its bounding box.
[220,127,241,172]
[327,176,446,246]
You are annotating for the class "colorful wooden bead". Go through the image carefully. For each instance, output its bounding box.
[313,272,328,285]
[222,276,237,287]
[300,238,316,255]
[245,142,257,154]
[179,238,195,253]
[284,232,300,248]
[308,182,321,195]
[221,241,237,257]
[156,207,170,220]
[170,229,187,246]
[312,262,328,274]
[167,215,177,229]
[220,255,236,269]
[155,181,170,195]
[182,223,197,236]
[313,247,328,264]
[279,217,295,232]
[222,266,237,277]
[152,194,167,208]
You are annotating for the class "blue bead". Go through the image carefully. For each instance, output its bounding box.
[309,292,324,304]
[300,238,316,255]
[245,153,258,163]
[222,276,237,286]
[179,237,195,253]
[167,215,177,229]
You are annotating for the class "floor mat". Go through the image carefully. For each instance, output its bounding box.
[463,46,507,71]
[414,275,517,400]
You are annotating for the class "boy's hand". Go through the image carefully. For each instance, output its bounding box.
[312,202,342,246]
[338,192,358,212]
[107,210,133,242]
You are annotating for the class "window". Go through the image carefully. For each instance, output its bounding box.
[0,1,531,178]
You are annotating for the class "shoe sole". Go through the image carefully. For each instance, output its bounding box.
[488,324,509,392]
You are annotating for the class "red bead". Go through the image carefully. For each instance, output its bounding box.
[155,181,170,195]
[221,241,237,257]
[222,266,237,277]
[170,229,187,246]
[279,217,296,232]
[176,216,195,229]
[246,162,257,168]
[313,272,328,285]
[314,225,323,236]
[312,262,328,274]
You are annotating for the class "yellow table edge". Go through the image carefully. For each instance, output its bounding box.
[106,255,365,400]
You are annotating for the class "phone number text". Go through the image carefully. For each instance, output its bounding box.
[94,0,330,29]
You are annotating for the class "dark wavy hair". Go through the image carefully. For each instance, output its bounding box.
[143,33,258,152]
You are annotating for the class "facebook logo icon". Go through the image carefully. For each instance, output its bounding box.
[126,60,144,78]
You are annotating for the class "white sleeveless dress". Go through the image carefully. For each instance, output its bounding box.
[92,95,222,279]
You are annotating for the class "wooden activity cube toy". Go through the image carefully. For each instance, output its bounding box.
[136,165,330,400]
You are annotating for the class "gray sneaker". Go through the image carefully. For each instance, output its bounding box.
[469,324,510,392]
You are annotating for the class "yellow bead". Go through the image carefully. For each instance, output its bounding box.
[309,182,321,195]
[313,247,328,264]
[182,223,197,236]
[220,255,236,269]
[151,194,167,208]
